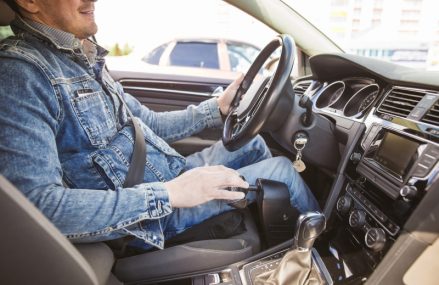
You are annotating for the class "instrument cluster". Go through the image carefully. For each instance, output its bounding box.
[312,77,381,120]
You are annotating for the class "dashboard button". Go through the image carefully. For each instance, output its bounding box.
[375,210,387,222]
[408,107,426,120]
[424,145,439,157]
[418,155,436,168]
[400,185,418,200]
[349,210,367,228]
[365,228,386,252]
[360,196,368,204]
[337,195,353,215]
[412,164,430,177]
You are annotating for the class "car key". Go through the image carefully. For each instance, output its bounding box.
[293,136,307,172]
[225,185,259,209]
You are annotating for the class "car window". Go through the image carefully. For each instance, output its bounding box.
[142,43,168,65]
[226,43,260,72]
[97,0,278,81]
[169,42,219,69]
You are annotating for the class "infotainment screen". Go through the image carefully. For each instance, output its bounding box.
[373,132,419,177]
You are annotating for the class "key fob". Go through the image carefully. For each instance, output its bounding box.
[225,175,250,209]
[225,186,249,209]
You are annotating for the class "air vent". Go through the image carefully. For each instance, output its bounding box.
[377,87,425,118]
[422,100,439,126]
[293,80,312,97]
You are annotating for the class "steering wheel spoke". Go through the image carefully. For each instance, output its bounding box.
[231,122,242,138]
[232,114,252,137]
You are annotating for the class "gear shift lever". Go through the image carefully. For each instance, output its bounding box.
[293,212,326,251]
[254,212,326,285]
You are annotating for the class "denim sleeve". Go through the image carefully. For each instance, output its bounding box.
[122,90,224,142]
[0,59,172,238]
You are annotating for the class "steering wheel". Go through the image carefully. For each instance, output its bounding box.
[222,34,296,151]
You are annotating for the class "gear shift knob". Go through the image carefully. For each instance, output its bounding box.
[293,212,326,251]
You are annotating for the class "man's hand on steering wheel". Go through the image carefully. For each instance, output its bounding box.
[217,73,244,116]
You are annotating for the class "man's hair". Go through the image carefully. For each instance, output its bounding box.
[4,0,20,14]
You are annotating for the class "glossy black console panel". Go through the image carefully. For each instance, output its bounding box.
[256,179,300,247]
[315,185,399,284]
[317,132,437,284]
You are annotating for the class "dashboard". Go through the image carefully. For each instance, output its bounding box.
[293,53,438,183]
[284,53,439,283]
[188,53,438,284]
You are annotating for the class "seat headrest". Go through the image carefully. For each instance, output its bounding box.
[0,1,16,26]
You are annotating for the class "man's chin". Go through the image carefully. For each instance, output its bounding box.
[78,25,98,40]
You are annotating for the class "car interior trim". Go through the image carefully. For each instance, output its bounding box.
[121,85,211,97]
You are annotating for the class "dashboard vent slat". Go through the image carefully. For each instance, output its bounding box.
[386,95,421,105]
[379,104,413,117]
[389,90,425,100]
[377,87,426,118]
[421,100,439,126]
[293,80,312,97]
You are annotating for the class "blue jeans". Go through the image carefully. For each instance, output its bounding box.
[130,135,320,249]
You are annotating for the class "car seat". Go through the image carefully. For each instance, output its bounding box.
[0,175,259,284]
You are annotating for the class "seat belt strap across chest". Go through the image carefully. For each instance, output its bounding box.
[114,92,147,188]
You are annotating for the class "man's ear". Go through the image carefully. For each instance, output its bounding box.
[15,0,40,14]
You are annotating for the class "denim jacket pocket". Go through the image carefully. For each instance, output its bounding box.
[91,152,124,190]
[71,90,117,146]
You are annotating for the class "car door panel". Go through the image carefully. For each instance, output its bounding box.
[110,70,231,155]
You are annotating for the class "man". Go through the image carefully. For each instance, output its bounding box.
[0,0,319,250]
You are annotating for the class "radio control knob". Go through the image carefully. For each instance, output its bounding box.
[365,228,386,252]
[400,185,417,200]
[349,210,366,228]
[337,195,353,215]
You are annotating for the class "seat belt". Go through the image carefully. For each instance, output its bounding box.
[115,92,146,188]
[105,93,146,256]
[98,38,146,187]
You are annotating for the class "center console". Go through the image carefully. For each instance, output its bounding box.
[190,121,438,285]
[317,122,439,283]
[183,113,439,285]
[193,212,332,285]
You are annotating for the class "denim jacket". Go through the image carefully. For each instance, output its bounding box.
[0,17,223,249]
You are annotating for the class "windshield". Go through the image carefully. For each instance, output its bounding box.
[284,0,439,71]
